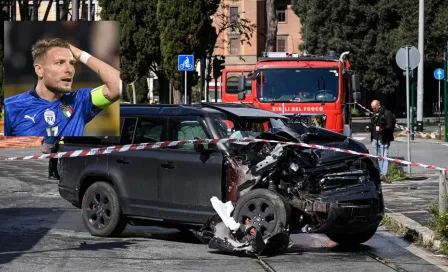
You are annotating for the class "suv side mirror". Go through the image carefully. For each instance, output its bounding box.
[194,143,204,153]
[194,143,218,153]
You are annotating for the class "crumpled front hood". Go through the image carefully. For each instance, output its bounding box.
[317,136,369,164]
[273,122,370,164]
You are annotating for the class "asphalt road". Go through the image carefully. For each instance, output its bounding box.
[0,148,448,271]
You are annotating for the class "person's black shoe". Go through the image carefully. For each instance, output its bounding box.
[48,175,59,180]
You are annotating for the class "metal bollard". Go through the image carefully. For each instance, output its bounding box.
[439,170,448,214]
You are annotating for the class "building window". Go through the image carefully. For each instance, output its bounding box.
[276,36,287,52]
[229,7,238,25]
[230,38,240,55]
[276,7,286,23]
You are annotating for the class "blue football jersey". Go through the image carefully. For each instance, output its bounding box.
[4,85,103,136]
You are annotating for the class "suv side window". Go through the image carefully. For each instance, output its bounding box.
[168,117,209,151]
[62,136,116,146]
[120,117,137,145]
[133,117,168,144]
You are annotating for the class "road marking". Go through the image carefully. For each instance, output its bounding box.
[353,137,366,141]
[443,144,448,147]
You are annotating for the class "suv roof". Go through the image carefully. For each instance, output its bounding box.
[120,102,288,119]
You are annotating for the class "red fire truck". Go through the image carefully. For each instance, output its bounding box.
[220,51,361,136]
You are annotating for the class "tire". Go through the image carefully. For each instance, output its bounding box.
[326,224,379,245]
[233,189,291,239]
[81,181,127,237]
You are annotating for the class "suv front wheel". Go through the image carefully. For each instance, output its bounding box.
[233,189,291,240]
[81,181,127,237]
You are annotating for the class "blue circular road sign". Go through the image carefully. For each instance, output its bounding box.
[434,68,445,80]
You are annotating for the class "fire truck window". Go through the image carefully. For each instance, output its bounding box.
[256,68,339,103]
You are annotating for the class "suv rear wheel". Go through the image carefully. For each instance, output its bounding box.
[81,181,127,237]
[233,189,291,239]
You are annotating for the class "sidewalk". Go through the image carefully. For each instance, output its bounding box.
[381,175,444,251]
[352,116,445,140]
[394,137,445,144]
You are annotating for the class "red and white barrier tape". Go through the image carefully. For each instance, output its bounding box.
[0,138,447,172]
[354,102,373,116]
[354,102,438,137]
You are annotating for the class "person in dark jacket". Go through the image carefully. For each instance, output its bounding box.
[42,136,61,180]
[365,100,395,183]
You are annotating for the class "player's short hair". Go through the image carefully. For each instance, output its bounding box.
[32,38,71,64]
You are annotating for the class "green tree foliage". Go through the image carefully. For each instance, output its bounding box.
[292,0,448,96]
[99,0,160,83]
[157,0,220,101]
[127,77,150,104]
[99,0,161,103]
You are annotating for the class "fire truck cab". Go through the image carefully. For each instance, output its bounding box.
[220,51,362,136]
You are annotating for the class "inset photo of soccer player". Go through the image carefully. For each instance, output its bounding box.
[3,21,122,137]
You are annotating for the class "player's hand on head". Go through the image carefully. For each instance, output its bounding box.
[68,44,82,60]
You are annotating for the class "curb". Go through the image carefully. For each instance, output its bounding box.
[381,212,441,251]
[394,137,444,144]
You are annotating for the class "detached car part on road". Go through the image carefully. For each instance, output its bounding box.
[58,103,384,255]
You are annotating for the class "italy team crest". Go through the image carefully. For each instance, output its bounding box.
[44,109,56,125]
[60,104,73,118]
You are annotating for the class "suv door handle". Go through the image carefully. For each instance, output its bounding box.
[161,162,175,169]
[117,158,129,164]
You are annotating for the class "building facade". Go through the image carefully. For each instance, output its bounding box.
[212,0,303,70]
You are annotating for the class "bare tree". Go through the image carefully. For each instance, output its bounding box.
[212,0,257,54]
[265,0,277,52]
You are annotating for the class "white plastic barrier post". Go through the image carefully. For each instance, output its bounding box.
[439,170,448,214]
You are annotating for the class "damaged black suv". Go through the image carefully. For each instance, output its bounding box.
[58,103,384,251]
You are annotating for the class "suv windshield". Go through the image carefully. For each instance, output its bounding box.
[207,112,299,141]
[256,68,339,103]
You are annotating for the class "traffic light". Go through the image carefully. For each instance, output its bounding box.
[213,55,225,79]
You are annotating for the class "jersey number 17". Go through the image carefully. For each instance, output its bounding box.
[46,126,59,136]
